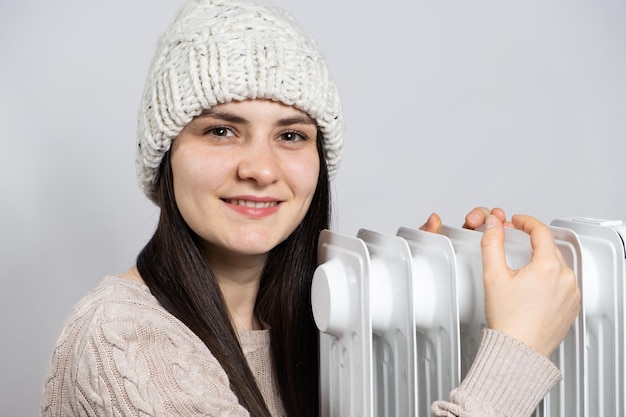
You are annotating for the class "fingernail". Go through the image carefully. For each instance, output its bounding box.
[485,214,497,229]
[467,212,479,224]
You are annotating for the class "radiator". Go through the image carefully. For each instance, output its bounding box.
[311,218,625,417]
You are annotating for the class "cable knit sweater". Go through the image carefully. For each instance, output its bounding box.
[41,276,561,417]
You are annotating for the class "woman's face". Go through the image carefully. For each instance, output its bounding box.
[170,99,320,262]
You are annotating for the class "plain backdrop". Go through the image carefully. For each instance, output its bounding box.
[1,0,625,415]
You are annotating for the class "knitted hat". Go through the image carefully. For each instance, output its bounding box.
[137,0,343,203]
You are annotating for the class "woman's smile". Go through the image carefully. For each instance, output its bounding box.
[222,196,282,217]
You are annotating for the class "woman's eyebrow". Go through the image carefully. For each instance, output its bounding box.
[275,115,316,127]
[197,110,248,125]
[197,110,316,127]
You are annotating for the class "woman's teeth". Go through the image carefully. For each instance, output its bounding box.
[226,199,277,208]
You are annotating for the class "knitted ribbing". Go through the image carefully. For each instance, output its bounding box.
[41,276,285,417]
[137,0,343,203]
[431,329,562,417]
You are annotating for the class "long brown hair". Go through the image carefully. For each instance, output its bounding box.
[136,132,329,417]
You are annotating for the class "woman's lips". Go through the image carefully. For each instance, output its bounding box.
[222,197,282,217]
[224,199,278,208]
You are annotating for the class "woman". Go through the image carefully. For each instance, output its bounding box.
[40,0,580,416]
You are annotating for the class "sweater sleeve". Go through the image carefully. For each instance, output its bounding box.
[41,287,252,417]
[431,329,562,417]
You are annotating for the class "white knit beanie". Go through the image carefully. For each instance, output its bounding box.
[137,0,343,203]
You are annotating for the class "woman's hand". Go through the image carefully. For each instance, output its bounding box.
[481,214,581,357]
[419,208,581,357]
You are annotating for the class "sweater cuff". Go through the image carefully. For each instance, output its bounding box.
[455,329,562,416]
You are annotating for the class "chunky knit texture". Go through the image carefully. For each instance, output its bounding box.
[41,276,285,417]
[41,276,561,416]
[137,0,343,203]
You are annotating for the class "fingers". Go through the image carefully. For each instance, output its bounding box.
[480,215,510,279]
[419,212,442,233]
[463,207,508,229]
[490,207,512,226]
[424,207,510,233]
[463,207,490,229]
[511,215,558,262]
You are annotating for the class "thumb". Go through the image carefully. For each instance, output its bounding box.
[481,214,509,280]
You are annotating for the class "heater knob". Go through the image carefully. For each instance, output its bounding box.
[312,258,353,338]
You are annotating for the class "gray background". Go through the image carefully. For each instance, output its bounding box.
[1,0,625,415]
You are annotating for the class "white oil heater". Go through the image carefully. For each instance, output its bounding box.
[312,217,625,417]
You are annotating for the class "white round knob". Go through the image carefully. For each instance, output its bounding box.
[312,258,353,338]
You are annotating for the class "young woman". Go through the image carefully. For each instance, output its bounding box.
[40,0,580,416]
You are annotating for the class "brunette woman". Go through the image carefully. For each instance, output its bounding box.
[41,1,580,416]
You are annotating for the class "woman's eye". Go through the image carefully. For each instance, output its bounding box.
[205,127,234,137]
[280,131,305,142]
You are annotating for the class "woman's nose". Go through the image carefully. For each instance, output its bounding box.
[237,139,281,185]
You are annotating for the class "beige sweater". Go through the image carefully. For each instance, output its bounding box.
[41,276,561,417]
